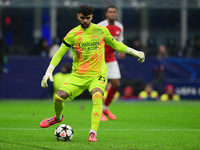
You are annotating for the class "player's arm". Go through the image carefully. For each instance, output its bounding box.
[104,28,145,63]
[41,42,70,88]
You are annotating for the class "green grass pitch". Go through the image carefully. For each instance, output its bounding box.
[0,99,200,150]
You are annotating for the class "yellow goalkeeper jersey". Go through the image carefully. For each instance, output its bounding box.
[50,23,127,77]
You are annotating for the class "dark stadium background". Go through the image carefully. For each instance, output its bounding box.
[0,0,200,99]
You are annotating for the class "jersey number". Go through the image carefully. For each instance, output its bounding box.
[98,75,106,82]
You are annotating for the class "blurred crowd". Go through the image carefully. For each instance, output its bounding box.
[131,35,200,58]
[1,35,200,58]
[120,83,180,101]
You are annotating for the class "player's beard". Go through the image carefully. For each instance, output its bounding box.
[80,22,90,28]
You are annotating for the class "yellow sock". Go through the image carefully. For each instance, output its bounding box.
[54,94,64,120]
[91,92,103,131]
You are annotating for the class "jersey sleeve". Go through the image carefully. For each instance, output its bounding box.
[104,27,127,53]
[50,30,75,67]
[50,43,70,67]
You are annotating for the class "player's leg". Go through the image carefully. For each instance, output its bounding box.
[40,75,86,128]
[54,90,69,121]
[103,79,119,120]
[40,90,69,128]
[89,88,103,142]
[53,76,86,121]
[88,75,107,141]
[102,61,121,120]
[105,79,120,107]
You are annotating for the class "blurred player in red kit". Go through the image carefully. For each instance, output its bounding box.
[98,6,126,121]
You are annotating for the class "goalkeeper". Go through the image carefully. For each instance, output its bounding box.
[40,5,145,142]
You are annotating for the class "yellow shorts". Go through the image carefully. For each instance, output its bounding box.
[59,74,107,100]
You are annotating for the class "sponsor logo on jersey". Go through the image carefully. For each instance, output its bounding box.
[78,42,100,51]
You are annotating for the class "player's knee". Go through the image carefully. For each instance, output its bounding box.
[56,90,69,100]
[55,95,64,103]
[92,88,103,95]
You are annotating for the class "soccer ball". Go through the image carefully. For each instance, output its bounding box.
[54,124,74,141]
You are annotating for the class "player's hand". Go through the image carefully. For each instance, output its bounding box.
[41,73,54,88]
[126,47,145,63]
[41,65,54,88]
[137,51,145,63]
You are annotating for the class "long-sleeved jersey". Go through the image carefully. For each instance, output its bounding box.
[50,23,127,77]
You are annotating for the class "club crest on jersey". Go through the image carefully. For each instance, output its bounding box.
[77,37,83,42]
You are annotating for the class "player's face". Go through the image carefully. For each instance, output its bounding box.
[106,8,117,21]
[77,13,93,28]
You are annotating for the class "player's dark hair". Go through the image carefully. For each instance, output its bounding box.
[77,5,94,16]
[105,5,117,12]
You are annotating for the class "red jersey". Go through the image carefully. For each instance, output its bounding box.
[98,20,124,62]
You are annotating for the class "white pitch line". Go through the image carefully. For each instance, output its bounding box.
[0,128,200,132]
